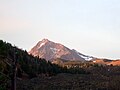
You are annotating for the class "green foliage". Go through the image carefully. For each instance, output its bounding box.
[0,40,89,76]
[0,40,90,89]
[1,40,120,90]
[0,73,9,90]
[64,67,87,74]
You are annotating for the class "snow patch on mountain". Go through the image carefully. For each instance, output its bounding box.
[39,42,45,48]
[50,47,58,54]
[72,49,93,61]
[78,54,93,61]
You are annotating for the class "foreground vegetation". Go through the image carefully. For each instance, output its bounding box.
[0,40,87,90]
[17,71,120,90]
[0,40,120,90]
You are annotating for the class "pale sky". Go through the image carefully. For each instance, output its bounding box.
[0,0,120,59]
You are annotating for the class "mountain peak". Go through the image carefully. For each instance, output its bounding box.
[41,38,50,43]
[36,39,50,48]
[29,39,94,61]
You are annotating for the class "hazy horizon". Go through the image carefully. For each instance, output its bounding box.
[1,0,120,59]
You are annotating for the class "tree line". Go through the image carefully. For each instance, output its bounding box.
[0,40,87,90]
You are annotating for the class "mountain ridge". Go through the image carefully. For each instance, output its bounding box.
[29,39,94,61]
